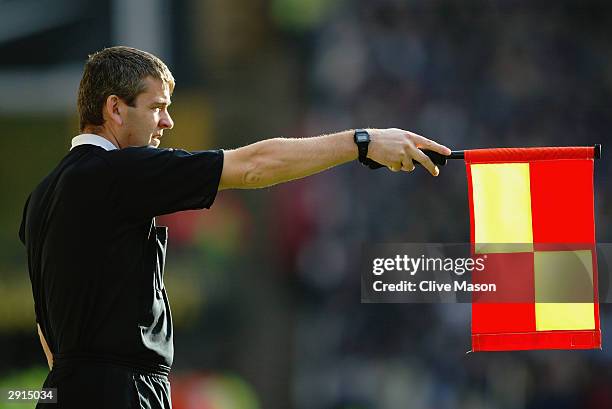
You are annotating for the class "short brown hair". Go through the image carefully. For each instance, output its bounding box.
[77,46,175,131]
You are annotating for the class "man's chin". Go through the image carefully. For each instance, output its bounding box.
[150,138,161,148]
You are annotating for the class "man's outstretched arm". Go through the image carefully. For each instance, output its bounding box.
[219,128,451,190]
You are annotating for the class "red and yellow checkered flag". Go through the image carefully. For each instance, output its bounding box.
[465,147,601,351]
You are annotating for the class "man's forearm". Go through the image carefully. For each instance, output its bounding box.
[221,130,357,189]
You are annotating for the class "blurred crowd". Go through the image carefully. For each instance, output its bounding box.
[1,1,612,408]
[267,2,612,409]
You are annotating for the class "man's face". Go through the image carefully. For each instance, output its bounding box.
[122,76,173,148]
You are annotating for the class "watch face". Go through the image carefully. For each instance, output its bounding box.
[356,132,369,143]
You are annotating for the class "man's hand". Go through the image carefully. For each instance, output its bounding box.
[367,128,452,176]
[37,324,53,370]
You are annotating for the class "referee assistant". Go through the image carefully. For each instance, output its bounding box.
[19,46,450,409]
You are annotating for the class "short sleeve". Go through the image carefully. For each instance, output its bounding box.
[109,147,224,218]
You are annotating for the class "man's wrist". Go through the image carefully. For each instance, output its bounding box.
[353,129,384,169]
[353,129,370,164]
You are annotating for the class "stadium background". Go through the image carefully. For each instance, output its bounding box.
[1,0,611,408]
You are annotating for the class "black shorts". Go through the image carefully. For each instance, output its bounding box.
[36,363,171,409]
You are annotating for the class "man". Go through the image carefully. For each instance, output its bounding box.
[20,46,450,408]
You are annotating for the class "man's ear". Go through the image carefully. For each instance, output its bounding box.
[104,95,124,126]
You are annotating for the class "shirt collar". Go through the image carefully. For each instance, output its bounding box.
[70,134,118,151]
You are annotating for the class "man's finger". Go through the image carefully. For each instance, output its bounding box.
[388,163,402,172]
[409,133,452,156]
[410,146,439,176]
[401,158,415,172]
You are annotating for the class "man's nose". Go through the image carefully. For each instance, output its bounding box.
[159,111,174,129]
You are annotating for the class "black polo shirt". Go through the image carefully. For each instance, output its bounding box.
[19,144,224,375]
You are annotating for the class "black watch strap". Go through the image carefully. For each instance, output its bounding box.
[354,129,384,169]
[363,157,385,169]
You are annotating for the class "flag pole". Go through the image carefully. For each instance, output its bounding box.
[421,144,601,167]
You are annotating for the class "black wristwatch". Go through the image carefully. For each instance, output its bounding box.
[354,129,384,169]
